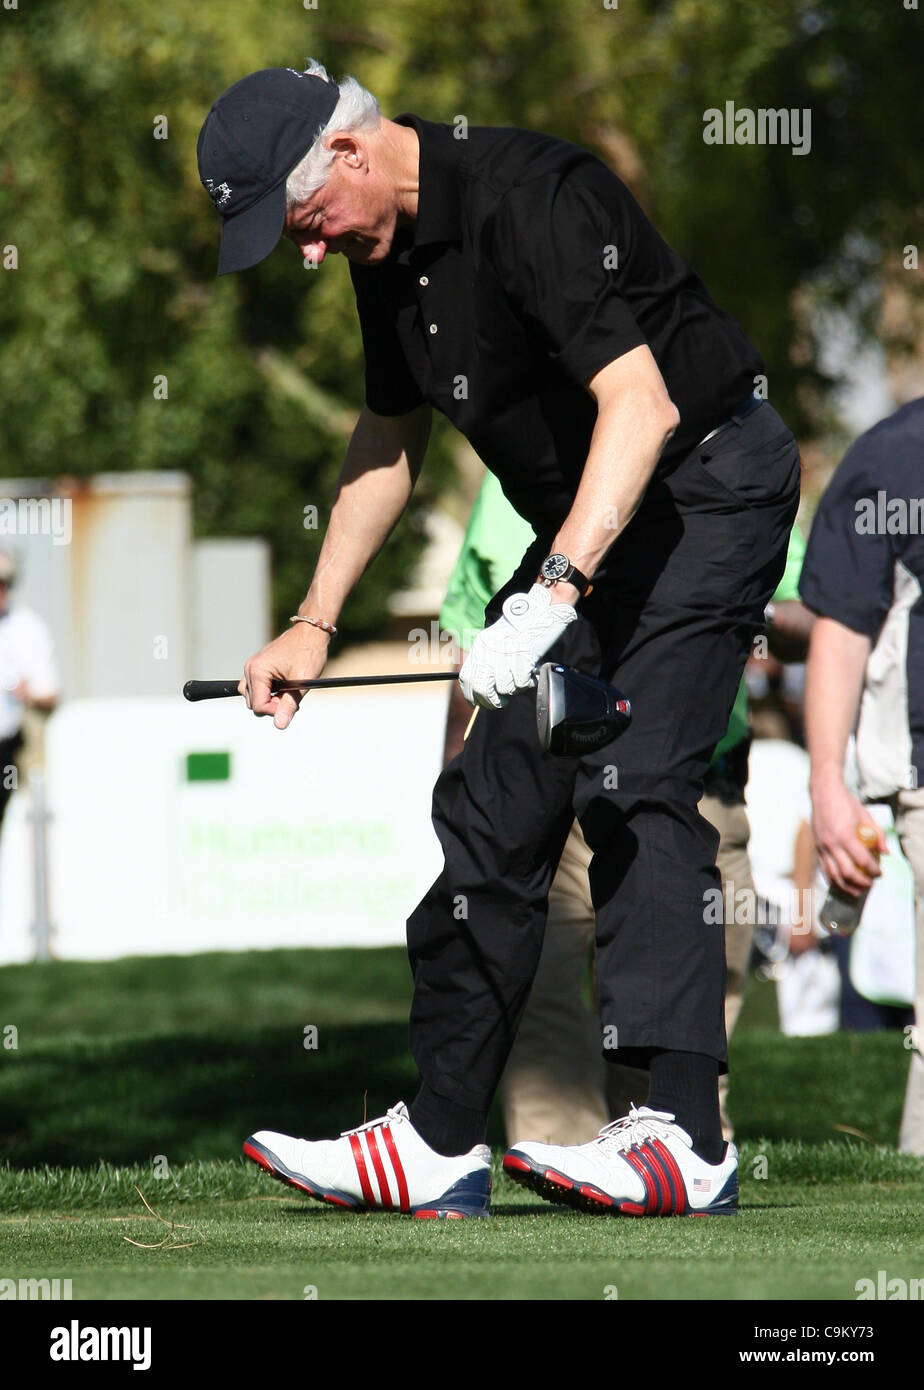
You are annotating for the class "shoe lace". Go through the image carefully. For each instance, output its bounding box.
[339,1104,406,1138]
[593,1104,684,1154]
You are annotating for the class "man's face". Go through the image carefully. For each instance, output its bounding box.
[284,143,400,267]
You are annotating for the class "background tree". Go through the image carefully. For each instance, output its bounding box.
[1,0,920,634]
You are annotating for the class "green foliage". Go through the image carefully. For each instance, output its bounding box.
[0,2,455,636]
[1,1,920,632]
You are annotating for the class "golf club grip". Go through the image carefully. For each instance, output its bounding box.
[183,672,459,702]
[183,680,242,701]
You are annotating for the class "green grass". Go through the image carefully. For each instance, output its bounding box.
[2,1148,923,1301]
[1,948,923,1300]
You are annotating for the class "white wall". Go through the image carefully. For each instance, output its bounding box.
[0,474,270,700]
[192,539,272,681]
[0,686,449,962]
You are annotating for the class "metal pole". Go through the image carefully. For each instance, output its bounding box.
[28,767,54,962]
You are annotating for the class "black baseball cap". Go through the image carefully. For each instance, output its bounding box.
[197,68,340,275]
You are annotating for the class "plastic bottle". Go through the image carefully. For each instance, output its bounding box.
[818,823,882,936]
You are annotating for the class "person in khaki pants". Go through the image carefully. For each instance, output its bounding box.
[442,473,812,1144]
[886,790,924,1151]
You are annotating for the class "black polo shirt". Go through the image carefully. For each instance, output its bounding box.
[350,114,764,535]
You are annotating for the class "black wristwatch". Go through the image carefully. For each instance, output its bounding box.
[536,553,594,597]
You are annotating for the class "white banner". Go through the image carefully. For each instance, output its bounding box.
[0,690,450,962]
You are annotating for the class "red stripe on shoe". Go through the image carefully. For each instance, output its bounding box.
[382,1125,410,1213]
[349,1133,376,1206]
[636,1143,674,1212]
[651,1139,688,1215]
[623,1148,658,1212]
[366,1128,393,1208]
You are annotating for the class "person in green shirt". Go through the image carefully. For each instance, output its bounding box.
[441,471,812,1143]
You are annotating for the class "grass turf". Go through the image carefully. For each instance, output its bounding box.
[1,948,923,1300]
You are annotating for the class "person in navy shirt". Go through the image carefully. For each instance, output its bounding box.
[801,397,924,1153]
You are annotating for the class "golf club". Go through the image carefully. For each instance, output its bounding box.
[183,672,457,700]
[183,664,631,755]
[535,663,632,754]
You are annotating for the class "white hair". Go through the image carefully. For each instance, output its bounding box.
[285,59,381,209]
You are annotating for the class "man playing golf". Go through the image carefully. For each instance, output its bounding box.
[198,60,800,1217]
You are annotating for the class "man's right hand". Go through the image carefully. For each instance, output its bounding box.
[240,625,331,730]
[810,767,887,896]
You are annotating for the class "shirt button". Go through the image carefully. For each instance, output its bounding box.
[428,323,438,335]
[418,275,429,286]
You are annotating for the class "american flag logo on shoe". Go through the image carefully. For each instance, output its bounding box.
[503,1104,739,1217]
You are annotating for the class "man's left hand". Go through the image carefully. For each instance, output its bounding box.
[458,583,577,709]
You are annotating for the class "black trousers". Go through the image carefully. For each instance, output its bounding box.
[407,402,801,1113]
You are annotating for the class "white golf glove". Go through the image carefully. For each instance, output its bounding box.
[459,583,577,710]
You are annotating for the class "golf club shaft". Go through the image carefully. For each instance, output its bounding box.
[183,672,458,701]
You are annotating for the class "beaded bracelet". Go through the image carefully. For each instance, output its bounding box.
[289,615,338,636]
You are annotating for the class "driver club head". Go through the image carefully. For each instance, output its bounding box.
[535,663,632,755]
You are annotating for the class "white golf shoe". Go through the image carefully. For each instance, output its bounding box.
[504,1104,738,1216]
[244,1101,492,1219]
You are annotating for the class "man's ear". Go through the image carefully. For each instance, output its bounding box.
[326,133,365,170]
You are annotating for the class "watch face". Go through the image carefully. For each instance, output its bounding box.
[542,553,570,582]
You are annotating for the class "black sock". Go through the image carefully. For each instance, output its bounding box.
[408,1083,487,1158]
[646,1050,724,1165]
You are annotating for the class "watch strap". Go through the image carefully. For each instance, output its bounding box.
[537,556,594,598]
